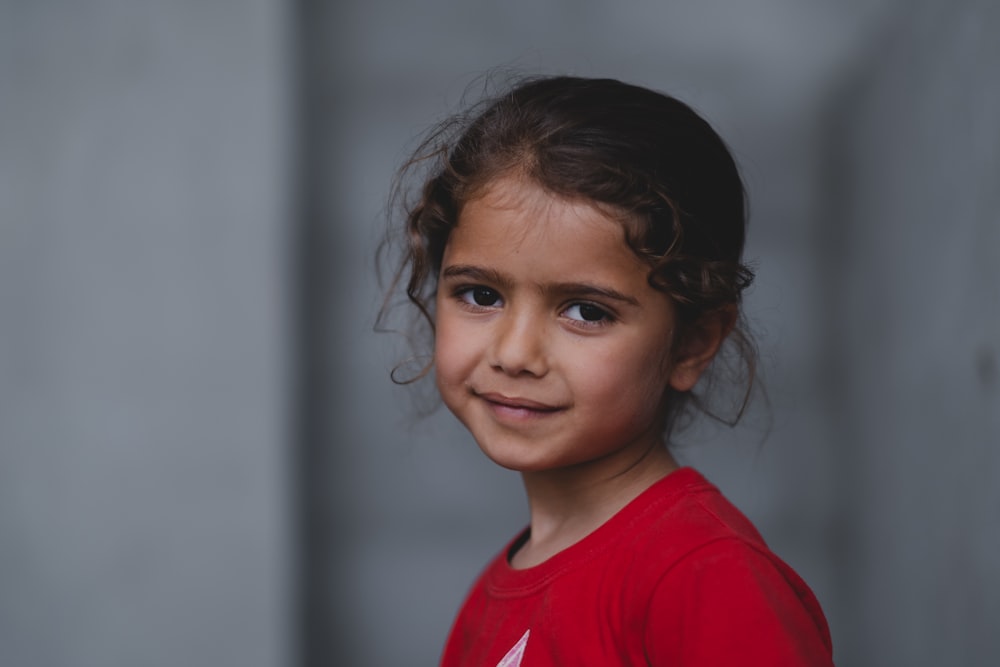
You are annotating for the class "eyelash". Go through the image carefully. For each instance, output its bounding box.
[451,285,616,328]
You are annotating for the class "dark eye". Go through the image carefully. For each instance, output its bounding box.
[460,286,502,307]
[564,303,610,323]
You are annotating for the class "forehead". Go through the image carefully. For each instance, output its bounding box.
[445,176,651,283]
[457,176,626,243]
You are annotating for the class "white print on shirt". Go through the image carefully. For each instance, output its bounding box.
[497,629,530,667]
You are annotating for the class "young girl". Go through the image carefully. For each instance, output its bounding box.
[383,75,833,666]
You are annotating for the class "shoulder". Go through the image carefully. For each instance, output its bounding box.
[630,471,833,665]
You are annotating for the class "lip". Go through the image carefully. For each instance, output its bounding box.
[474,391,565,417]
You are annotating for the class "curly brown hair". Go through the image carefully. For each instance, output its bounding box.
[379,75,757,434]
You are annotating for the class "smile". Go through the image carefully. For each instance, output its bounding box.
[474,391,565,420]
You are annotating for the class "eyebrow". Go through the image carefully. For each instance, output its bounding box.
[440,264,640,307]
[441,265,513,289]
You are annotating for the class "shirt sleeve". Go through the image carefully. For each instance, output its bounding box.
[643,539,834,666]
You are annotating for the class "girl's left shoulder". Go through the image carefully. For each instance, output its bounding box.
[623,468,834,665]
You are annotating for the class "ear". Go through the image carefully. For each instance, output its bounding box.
[668,306,737,392]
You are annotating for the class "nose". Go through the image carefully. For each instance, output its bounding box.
[487,309,548,377]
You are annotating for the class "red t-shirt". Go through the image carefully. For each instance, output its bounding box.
[440,468,833,666]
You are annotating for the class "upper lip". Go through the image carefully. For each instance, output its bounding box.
[475,391,562,411]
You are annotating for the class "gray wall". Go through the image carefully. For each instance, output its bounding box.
[2,1,998,666]
[830,1,1000,664]
[0,2,295,666]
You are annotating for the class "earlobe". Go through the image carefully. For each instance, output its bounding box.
[667,306,736,392]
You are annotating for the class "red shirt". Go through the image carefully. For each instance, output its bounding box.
[441,468,833,666]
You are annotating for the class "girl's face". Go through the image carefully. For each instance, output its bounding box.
[434,175,702,477]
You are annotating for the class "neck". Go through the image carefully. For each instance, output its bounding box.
[510,442,678,569]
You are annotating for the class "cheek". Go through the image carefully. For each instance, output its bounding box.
[433,325,454,380]
[433,332,460,411]
[433,313,473,388]
[577,342,672,412]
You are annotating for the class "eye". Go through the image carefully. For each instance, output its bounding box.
[458,285,502,308]
[563,303,612,324]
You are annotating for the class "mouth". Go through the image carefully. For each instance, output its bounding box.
[474,391,565,419]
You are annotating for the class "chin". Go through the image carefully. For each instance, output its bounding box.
[478,444,585,475]
[475,441,555,473]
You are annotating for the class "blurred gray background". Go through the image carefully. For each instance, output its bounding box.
[2,0,998,665]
